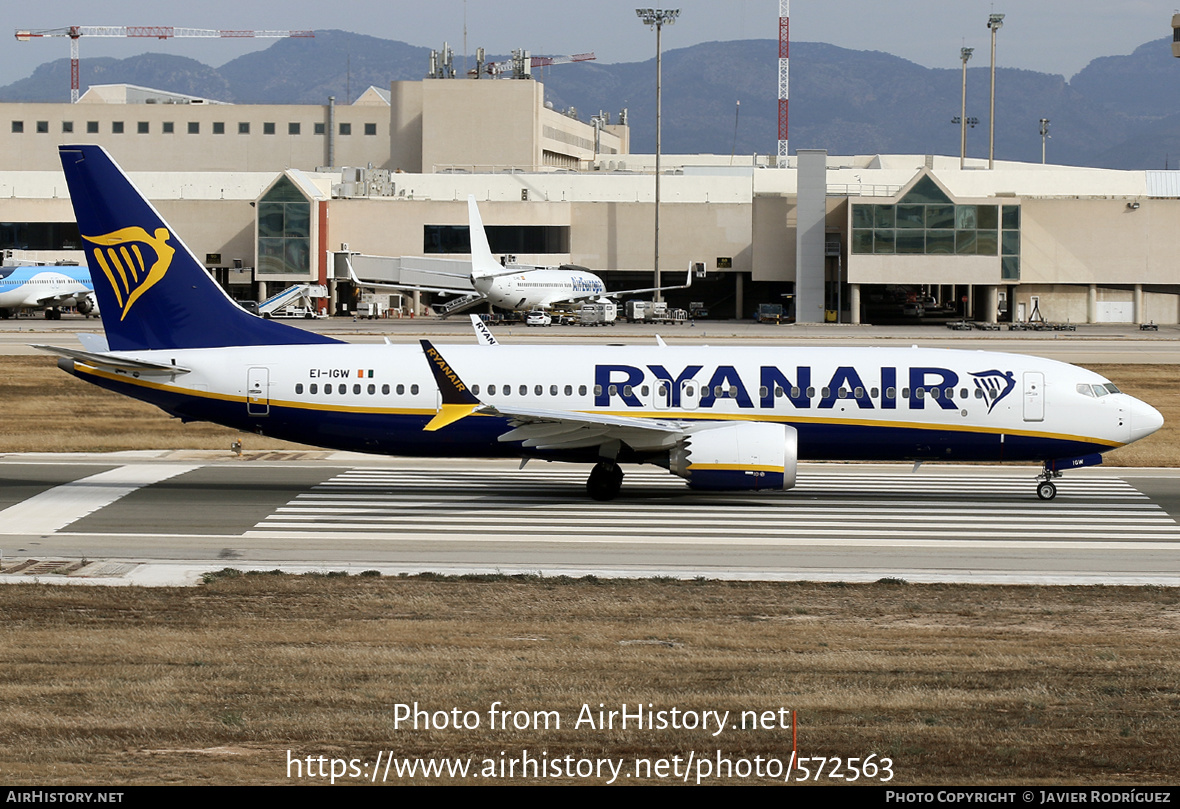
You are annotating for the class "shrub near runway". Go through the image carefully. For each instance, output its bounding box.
[0,357,1175,465]
[0,574,1178,785]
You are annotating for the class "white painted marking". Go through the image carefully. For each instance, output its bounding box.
[0,464,199,534]
[249,468,1180,545]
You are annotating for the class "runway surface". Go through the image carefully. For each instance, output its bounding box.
[1,454,1177,586]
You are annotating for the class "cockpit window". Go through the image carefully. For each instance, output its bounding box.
[1092,385,1109,397]
[1103,383,1120,395]
[1077,384,1095,398]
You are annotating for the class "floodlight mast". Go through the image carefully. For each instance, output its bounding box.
[636,8,679,301]
[960,47,974,169]
[987,13,1004,169]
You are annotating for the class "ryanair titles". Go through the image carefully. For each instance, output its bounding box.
[594,364,1016,411]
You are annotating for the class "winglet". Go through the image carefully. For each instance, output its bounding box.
[420,339,482,430]
[470,314,500,346]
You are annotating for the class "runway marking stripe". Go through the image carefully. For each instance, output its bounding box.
[249,468,1176,544]
[242,529,1180,549]
[0,464,199,534]
[275,506,1176,525]
[295,495,1161,511]
[263,515,1180,532]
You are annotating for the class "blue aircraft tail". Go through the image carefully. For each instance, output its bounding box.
[59,145,340,351]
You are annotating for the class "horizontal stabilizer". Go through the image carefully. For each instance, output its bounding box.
[32,344,191,375]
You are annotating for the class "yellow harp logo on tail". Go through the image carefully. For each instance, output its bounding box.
[84,227,175,320]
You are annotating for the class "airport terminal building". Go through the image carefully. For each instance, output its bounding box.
[1,77,1177,324]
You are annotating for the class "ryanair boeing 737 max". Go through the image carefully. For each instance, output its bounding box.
[39,145,1163,500]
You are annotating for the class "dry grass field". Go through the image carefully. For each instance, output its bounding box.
[0,575,1177,785]
[0,356,1176,464]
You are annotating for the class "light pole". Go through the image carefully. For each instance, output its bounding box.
[959,47,973,168]
[1039,118,1050,164]
[636,7,679,301]
[987,13,1004,169]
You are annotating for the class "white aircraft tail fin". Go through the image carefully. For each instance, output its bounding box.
[467,195,502,280]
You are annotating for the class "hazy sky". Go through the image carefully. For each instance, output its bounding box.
[0,1,1173,88]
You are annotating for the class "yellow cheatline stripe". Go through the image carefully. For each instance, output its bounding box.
[688,463,784,473]
[69,365,1124,448]
[592,408,1124,448]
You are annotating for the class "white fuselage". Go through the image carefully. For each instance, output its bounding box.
[77,342,1160,464]
[475,268,606,311]
[0,268,94,312]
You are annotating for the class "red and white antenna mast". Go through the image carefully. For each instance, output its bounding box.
[777,0,789,166]
[15,26,314,103]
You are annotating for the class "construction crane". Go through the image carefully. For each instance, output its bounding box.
[467,49,595,79]
[15,26,315,102]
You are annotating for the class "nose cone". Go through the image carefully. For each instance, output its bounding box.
[1129,397,1164,444]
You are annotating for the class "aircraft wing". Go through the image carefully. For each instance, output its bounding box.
[32,344,191,375]
[601,267,694,299]
[26,290,83,308]
[485,404,686,452]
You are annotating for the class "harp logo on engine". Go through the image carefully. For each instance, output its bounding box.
[84,226,175,321]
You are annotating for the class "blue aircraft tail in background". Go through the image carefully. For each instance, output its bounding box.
[58,145,340,352]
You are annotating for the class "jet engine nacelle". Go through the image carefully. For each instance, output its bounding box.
[77,292,100,317]
[670,422,798,491]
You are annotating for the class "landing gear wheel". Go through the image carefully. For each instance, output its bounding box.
[587,461,624,501]
[1036,481,1057,501]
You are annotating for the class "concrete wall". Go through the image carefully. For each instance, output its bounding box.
[1,102,392,172]
[1022,197,1180,285]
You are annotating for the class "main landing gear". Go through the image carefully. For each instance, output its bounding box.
[587,460,624,501]
[1036,465,1062,500]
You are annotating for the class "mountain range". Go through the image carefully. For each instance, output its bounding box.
[3,29,1178,170]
